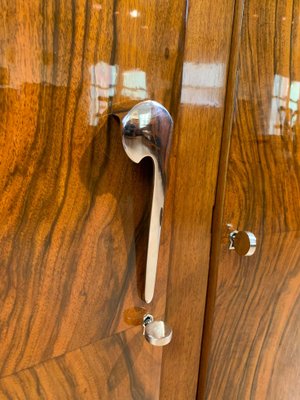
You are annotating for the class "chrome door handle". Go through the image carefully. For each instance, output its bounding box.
[229,230,257,256]
[122,101,173,303]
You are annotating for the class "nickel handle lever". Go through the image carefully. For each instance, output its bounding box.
[121,100,173,303]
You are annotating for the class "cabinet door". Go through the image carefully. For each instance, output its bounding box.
[0,1,186,398]
[0,0,238,398]
[200,0,300,398]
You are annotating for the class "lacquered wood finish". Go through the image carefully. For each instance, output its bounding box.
[0,0,186,395]
[201,0,300,398]
[0,326,161,399]
[197,0,245,395]
[160,0,237,398]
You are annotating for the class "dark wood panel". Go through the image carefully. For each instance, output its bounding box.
[0,0,185,379]
[206,231,300,399]
[220,0,300,236]
[197,0,246,395]
[160,0,237,398]
[0,326,162,400]
[202,0,300,398]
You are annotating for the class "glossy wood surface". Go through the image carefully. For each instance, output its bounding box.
[160,0,236,398]
[197,0,245,395]
[0,326,161,399]
[0,0,186,395]
[201,0,300,398]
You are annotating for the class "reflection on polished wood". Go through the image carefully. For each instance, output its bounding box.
[160,0,236,398]
[0,326,162,399]
[0,1,186,396]
[206,232,300,399]
[202,0,300,398]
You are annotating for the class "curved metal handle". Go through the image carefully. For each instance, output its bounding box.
[122,101,173,303]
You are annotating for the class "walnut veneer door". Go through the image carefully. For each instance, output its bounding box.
[0,1,187,398]
[199,0,300,399]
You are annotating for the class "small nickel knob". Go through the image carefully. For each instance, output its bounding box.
[229,230,256,256]
[143,314,172,346]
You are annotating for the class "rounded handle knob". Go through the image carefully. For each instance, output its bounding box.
[229,230,256,256]
[143,314,172,346]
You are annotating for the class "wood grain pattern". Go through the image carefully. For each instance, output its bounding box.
[206,232,300,399]
[201,0,300,398]
[160,0,237,398]
[0,1,186,395]
[197,0,245,395]
[0,326,162,400]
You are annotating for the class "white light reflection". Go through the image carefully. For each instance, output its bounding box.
[180,62,225,106]
[89,61,118,126]
[89,63,148,125]
[139,112,151,129]
[121,69,148,99]
[130,9,140,18]
[92,3,102,11]
[269,74,299,135]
